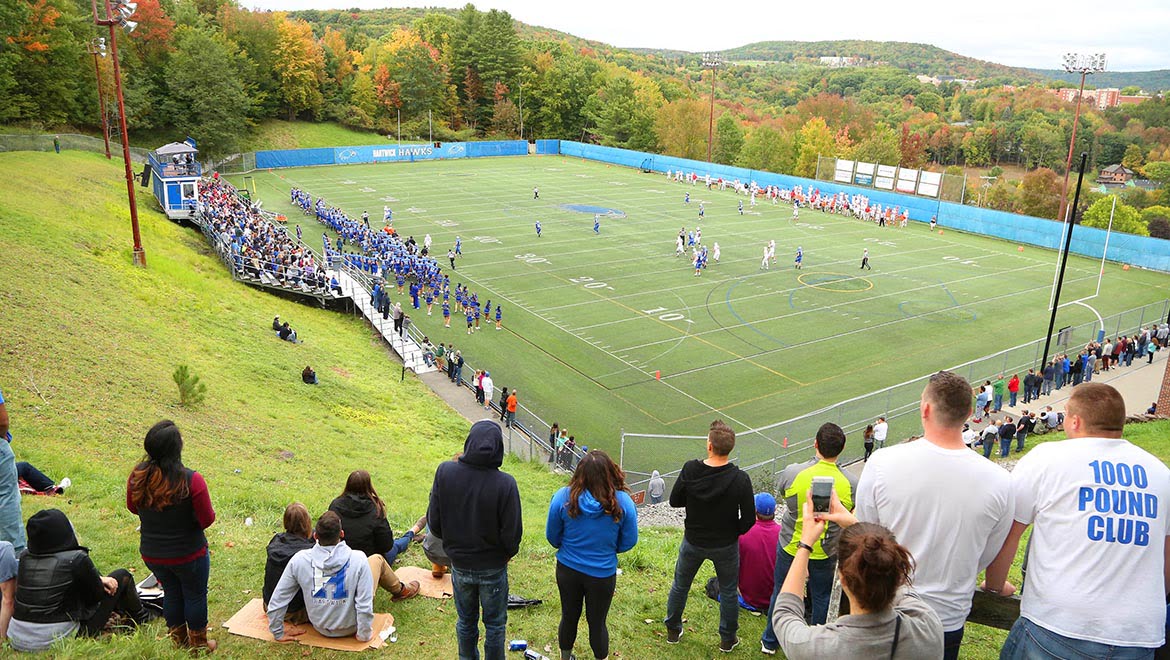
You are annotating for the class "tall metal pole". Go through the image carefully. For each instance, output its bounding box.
[94,0,144,266]
[1055,53,1106,225]
[702,53,720,163]
[87,39,111,159]
[1040,152,1089,372]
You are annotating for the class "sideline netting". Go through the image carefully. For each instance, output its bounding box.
[621,298,1169,495]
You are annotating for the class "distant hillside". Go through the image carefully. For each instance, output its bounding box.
[697,40,1039,81]
[1030,69,1170,93]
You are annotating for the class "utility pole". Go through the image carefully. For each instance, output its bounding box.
[702,52,722,163]
[1056,53,1106,224]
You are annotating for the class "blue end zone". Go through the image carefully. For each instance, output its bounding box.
[559,204,626,218]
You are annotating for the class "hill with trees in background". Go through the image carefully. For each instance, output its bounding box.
[2,0,1168,236]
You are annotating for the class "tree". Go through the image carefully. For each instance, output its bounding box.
[5,0,89,125]
[163,26,251,157]
[1081,196,1148,236]
[1017,168,1061,219]
[851,123,900,165]
[654,98,707,160]
[274,17,324,120]
[914,91,943,115]
[218,4,281,118]
[585,76,658,152]
[795,117,836,178]
[736,126,797,175]
[1122,143,1145,173]
[713,113,744,165]
[367,27,449,122]
[1141,206,1170,239]
[1143,161,1170,185]
[899,124,928,168]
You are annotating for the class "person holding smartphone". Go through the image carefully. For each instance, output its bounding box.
[771,492,944,659]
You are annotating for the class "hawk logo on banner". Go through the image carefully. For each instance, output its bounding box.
[337,149,358,162]
[447,144,466,156]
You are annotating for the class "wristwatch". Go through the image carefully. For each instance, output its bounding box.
[796,542,814,553]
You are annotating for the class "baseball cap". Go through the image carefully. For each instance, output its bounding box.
[754,493,776,517]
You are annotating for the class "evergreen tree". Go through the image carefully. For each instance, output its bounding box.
[713,112,744,165]
[163,27,251,157]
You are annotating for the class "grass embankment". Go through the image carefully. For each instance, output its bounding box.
[0,151,1166,658]
[239,121,388,151]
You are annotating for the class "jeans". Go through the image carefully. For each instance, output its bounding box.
[1042,379,1053,395]
[1009,391,1018,407]
[1056,371,1066,389]
[556,562,616,659]
[382,531,416,566]
[146,552,211,629]
[80,569,145,636]
[665,538,739,643]
[451,565,509,660]
[1000,435,1011,458]
[943,627,964,660]
[0,440,26,555]
[761,550,837,650]
[16,461,55,492]
[993,393,1004,411]
[1001,617,1153,659]
[1016,431,1028,453]
[984,436,995,459]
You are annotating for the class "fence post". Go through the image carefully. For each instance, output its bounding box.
[619,429,625,469]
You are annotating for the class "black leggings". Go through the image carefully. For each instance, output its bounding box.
[79,569,145,637]
[556,562,615,659]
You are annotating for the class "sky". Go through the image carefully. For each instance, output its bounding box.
[242,0,1170,71]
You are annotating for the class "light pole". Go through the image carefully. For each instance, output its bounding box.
[1056,53,1106,224]
[702,52,721,163]
[978,175,997,207]
[86,37,111,160]
[91,0,143,266]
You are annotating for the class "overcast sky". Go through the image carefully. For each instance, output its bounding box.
[242,0,1169,71]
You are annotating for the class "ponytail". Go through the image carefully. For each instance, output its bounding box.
[837,523,913,612]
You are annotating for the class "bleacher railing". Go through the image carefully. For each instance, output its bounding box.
[621,298,1169,496]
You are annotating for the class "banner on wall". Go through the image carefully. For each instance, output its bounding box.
[917,171,942,198]
[334,143,468,164]
[896,168,919,194]
[854,162,875,186]
[875,164,897,190]
[834,159,855,183]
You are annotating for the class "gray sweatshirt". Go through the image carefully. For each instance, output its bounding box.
[266,540,374,641]
[773,587,943,659]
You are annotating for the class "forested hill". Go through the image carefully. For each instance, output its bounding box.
[1029,69,1170,93]
[681,40,1041,81]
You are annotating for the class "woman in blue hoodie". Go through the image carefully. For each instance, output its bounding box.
[546,450,638,660]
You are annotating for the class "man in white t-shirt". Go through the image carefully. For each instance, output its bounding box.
[854,371,1012,660]
[984,382,1170,657]
[871,417,888,449]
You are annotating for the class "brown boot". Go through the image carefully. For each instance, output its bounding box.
[169,624,189,648]
[431,563,447,579]
[392,580,420,601]
[187,627,218,654]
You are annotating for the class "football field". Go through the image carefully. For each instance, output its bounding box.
[231,155,1170,471]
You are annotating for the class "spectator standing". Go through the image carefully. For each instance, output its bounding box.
[1015,412,1036,453]
[647,470,666,504]
[663,420,755,653]
[981,419,1000,460]
[545,450,638,660]
[1042,362,1055,395]
[770,498,943,659]
[8,509,157,652]
[497,388,509,423]
[481,372,494,411]
[854,371,1012,660]
[505,390,518,428]
[1007,373,1020,408]
[985,383,1170,658]
[737,493,780,613]
[0,540,13,639]
[761,423,857,654]
[997,416,1015,458]
[862,424,875,462]
[126,420,218,653]
[428,420,522,660]
[992,375,1006,413]
[266,512,375,643]
[872,416,888,449]
[263,503,315,625]
[0,386,25,555]
[1022,369,1037,405]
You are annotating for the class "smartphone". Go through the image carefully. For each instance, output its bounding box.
[811,476,834,514]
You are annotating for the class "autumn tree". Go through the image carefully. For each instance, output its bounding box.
[900,124,929,168]
[1017,167,1062,219]
[367,27,449,123]
[737,126,797,174]
[795,117,836,178]
[1082,196,1147,235]
[274,16,324,120]
[1122,143,1145,172]
[655,98,707,160]
[163,26,251,157]
[851,123,900,165]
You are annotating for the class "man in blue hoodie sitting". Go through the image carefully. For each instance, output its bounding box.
[428,420,522,660]
[266,511,376,643]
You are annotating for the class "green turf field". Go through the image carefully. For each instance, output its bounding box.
[231,155,1170,474]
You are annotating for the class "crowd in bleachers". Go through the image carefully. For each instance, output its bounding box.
[198,180,331,292]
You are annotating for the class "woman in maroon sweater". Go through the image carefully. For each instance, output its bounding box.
[127,420,217,653]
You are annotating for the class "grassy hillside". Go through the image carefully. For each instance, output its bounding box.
[1,151,1167,658]
[240,120,389,151]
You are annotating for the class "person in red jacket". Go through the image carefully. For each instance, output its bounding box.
[126,421,217,653]
[737,493,780,611]
[1007,374,1020,409]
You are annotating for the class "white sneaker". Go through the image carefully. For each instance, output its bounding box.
[56,477,72,493]
[761,642,777,655]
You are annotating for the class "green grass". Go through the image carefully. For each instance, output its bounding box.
[230,155,1170,481]
[239,120,389,152]
[3,150,1168,659]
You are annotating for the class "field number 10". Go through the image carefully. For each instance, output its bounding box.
[642,306,691,322]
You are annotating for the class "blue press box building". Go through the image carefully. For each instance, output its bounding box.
[148,139,201,220]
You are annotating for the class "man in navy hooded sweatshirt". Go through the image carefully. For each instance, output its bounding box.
[428,420,522,660]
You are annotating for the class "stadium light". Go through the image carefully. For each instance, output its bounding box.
[86,37,112,160]
[91,0,145,266]
[1055,52,1106,227]
[701,52,722,163]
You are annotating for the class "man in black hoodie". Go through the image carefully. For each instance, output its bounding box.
[663,420,755,653]
[428,420,521,660]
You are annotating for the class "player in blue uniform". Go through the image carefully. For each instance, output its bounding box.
[593,216,600,234]
[443,301,451,328]
[794,246,803,269]
[465,308,474,334]
[396,273,406,295]
[410,282,420,309]
[535,220,542,237]
[495,305,502,330]
[738,200,744,215]
[425,289,434,315]
[684,192,690,204]
[474,304,482,331]
[454,236,462,255]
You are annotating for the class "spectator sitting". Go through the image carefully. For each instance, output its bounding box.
[421,338,436,368]
[272,316,282,332]
[278,322,298,343]
[737,493,780,612]
[327,471,421,601]
[16,461,70,495]
[267,511,378,643]
[960,423,977,448]
[1041,406,1062,430]
[423,528,450,579]
[771,494,943,659]
[1148,402,1157,415]
[263,503,315,626]
[0,540,13,639]
[8,509,158,652]
[301,366,318,385]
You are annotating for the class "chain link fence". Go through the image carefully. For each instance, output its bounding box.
[621,299,1169,497]
[0,133,149,162]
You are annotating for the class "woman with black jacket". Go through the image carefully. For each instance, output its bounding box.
[262,503,314,625]
[328,470,424,600]
[9,509,156,652]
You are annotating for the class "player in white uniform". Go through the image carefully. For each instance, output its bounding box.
[675,235,686,257]
[761,243,771,270]
[768,239,777,264]
[712,242,720,263]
